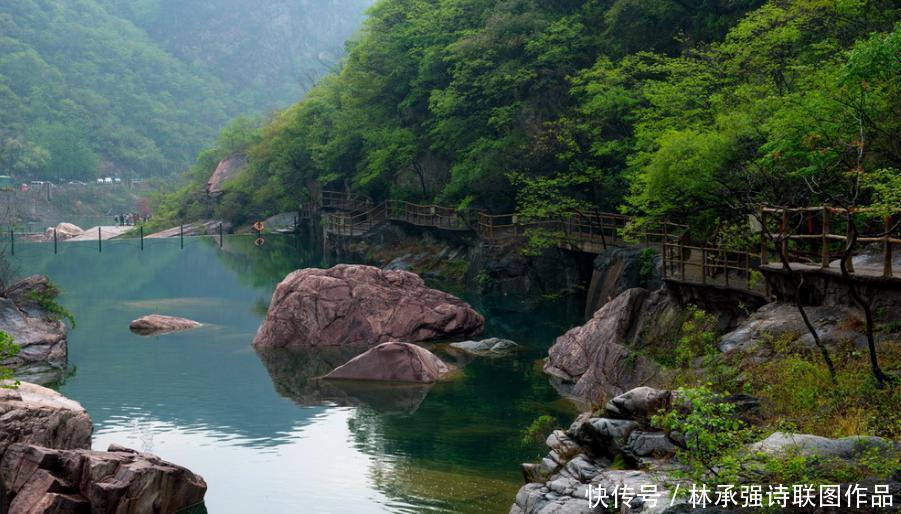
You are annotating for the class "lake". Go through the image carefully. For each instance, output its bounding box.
[10,234,581,513]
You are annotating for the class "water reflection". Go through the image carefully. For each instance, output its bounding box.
[256,347,436,415]
[11,233,582,514]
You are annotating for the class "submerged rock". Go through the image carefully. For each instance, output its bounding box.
[0,382,92,457]
[129,314,202,336]
[0,443,207,514]
[252,264,484,349]
[450,337,518,357]
[323,341,450,383]
[0,275,69,384]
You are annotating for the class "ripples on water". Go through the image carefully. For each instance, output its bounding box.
[12,235,581,513]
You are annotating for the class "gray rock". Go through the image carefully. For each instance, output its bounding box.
[450,337,518,356]
[747,431,896,460]
[624,431,677,459]
[718,302,866,356]
[585,246,662,317]
[0,276,69,384]
[571,417,638,457]
[603,386,672,422]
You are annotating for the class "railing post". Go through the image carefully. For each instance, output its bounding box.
[846,215,855,273]
[53,228,57,254]
[679,234,686,280]
[821,207,830,268]
[723,249,729,287]
[746,250,752,291]
[9,229,13,256]
[180,224,184,249]
[884,215,893,279]
[98,226,102,253]
[701,246,707,285]
[759,210,768,265]
[780,209,789,259]
[219,223,223,248]
[140,225,144,251]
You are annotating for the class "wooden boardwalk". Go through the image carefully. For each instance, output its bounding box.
[311,192,900,297]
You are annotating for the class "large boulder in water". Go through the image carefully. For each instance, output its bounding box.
[0,382,92,457]
[0,444,207,514]
[323,342,450,383]
[252,264,484,349]
[0,276,69,384]
[129,314,202,336]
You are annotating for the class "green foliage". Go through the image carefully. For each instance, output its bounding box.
[760,446,899,485]
[0,329,20,388]
[0,0,369,181]
[748,348,901,439]
[170,0,772,225]
[673,306,719,368]
[638,248,655,285]
[29,284,76,329]
[520,414,559,452]
[652,386,755,484]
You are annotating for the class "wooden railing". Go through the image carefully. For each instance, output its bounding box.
[320,190,373,212]
[662,240,765,295]
[385,200,470,231]
[760,206,899,278]
[314,191,899,295]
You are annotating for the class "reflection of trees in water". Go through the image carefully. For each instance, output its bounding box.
[211,231,322,291]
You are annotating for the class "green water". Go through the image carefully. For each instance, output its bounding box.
[10,234,581,513]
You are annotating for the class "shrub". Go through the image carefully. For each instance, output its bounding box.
[651,386,755,484]
[0,330,20,389]
[521,415,560,453]
[29,283,76,328]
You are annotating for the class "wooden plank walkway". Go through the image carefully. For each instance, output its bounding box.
[312,191,900,297]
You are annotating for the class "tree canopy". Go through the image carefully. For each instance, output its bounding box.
[156,0,899,234]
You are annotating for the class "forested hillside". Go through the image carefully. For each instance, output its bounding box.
[98,0,373,110]
[160,0,899,237]
[0,0,371,181]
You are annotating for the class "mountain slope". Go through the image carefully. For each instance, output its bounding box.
[0,0,372,180]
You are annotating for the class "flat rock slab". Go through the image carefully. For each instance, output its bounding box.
[323,342,450,383]
[252,264,484,349]
[130,315,202,336]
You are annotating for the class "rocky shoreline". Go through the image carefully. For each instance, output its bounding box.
[0,382,207,513]
[0,276,70,385]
